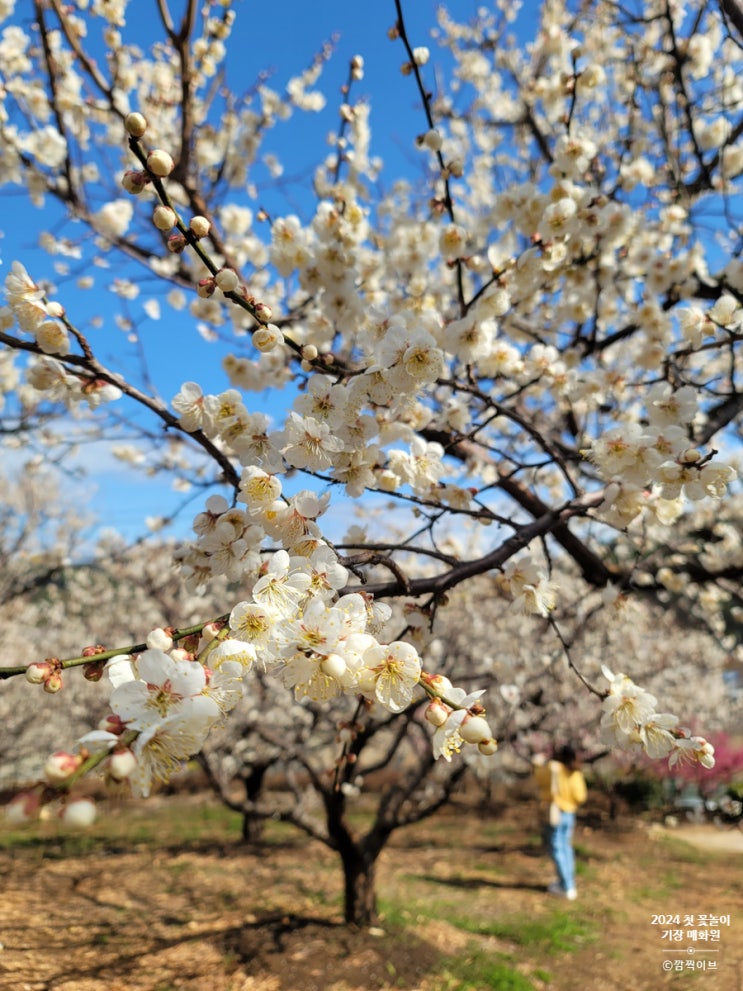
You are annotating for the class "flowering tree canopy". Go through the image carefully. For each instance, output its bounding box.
[1,0,742,824]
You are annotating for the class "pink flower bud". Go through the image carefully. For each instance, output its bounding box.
[253,302,273,322]
[146,148,174,178]
[124,112,148,137]
[189,215,211,238]
[82,644,107,657]
[99,713,126,735]
[197,277,216,298]
[61,798,97,829]
[168,233,188,253]
[83,659,106,682]
[44,751,83,784]
[43,671,64,694]
[121,169,149,194]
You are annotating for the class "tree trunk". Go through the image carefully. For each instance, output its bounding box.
[239,763,269,845]
[241,809,264,844]
[323,782,389,927]
[339,845,379,927]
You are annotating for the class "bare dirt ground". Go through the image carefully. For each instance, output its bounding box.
[0,796,741,991]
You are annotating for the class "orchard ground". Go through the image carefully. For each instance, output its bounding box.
[0,789,741,991]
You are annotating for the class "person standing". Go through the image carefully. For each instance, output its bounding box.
[533,744,587,901]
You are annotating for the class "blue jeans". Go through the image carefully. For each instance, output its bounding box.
[547,810,576,891]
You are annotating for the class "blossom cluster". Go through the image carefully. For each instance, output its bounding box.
[2,262,122,409]
[24,607,497,809]
[588,383,736,528]
[600,666,715,768]
[1,0,739,812]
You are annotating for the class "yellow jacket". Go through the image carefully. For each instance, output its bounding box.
[534,760,587,813]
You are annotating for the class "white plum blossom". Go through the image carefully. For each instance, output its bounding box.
[172,381,207,432]
[275,412,344,471]
[109,648,219,729]
[358,640,422,712]
[251,550,312,615]
[4,261,49,332]
[504,556,557,618]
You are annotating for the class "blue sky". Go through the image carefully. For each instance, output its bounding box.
[1,1,494,546]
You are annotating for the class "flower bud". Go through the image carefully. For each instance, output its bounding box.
[478,737,499,756]
[45,751,83,784]
[197,277,216,297]
[167,233,188,253]
[215,268,240,293]
[458,715,492,745]
[108,748,137,782]
[146,148,174,177]
[252,324,284,352]
[321,653,347,680]
[124,112,148,137]
[189,215,211,238]
[61,797,97,829]
[99,713,126,735]
[82,644,107,657]
[43,671,64,694]
[46,300,65,318]
[153,205,177,231]
[83,659,107,682]
[253,301,273,322]
[25,661,52,684]
[301,344,319,362]
[201,622,221,643]
[5,791,41,825]
[422,129,442,152]
[425,699,450,727]
[146,628,174,651]
[425,673,453,694]
[121,169,149,194]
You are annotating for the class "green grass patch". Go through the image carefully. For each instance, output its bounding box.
[432,946,537,991]
[449,909,598,954]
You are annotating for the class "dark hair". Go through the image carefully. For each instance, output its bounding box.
[554,744,578,770]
